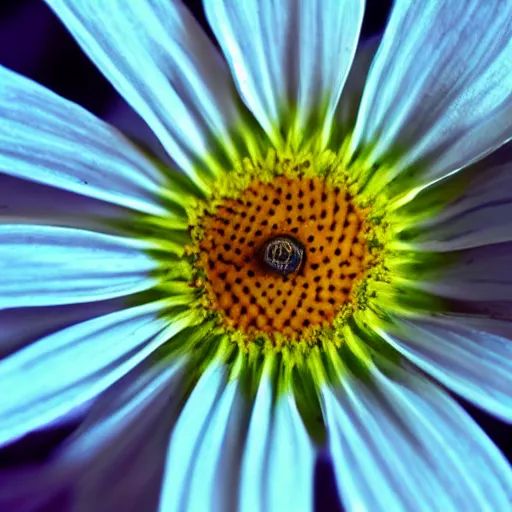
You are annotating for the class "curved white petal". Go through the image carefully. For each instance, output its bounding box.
[59,359,186,512]
[160,364,315,512]
[240,375,315,512]
[413,242,512,302]
[265,394,315,512]
[45,0,244,187]
[205,0,364,147]
[0,66,165,215]
[0,301,196,446]
[321,367,512,511]
[239,371,272,512]
[179,379,242,512]
[351,0,512,187]
[0,225,158,309]
[159,363,228,512]
[380,314,512,422]
[0,360,184,511]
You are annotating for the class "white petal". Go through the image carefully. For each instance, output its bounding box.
[180,379,242,512]
[59,359,186,512]
[265,394,316,512]
[238,370,273,512]
[159,363,228,512]
[380,314,512,422]
[321,366,512,511]
[0,66,166,215]
[0,225,158,309]
[160,363,315,512]
[240,374,315,512]
[205,0,364,147]
[45,0,245,186]
[352,0,512,187]
[0,301,196,446]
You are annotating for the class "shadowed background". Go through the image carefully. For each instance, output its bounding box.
[0,1,510,511]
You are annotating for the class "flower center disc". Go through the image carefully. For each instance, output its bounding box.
[197,176,370,340]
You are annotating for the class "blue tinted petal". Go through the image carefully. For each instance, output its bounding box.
[322,366,512,511]
[205,0,364,147]
[380,314,512,422]
[240,373,315,512]
[265,394,315,512]
[0,225,158,309]
[59,359,186,512]
[0,66,166,215]
[352,0,512,186]
[158,363,227,511]
[239,370,273,512]
[159,362,316,512]
[0,301,196,446]
[185,379,241,512]
[45,0,245,187]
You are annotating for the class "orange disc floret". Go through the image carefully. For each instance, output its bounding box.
[197,176,370,341]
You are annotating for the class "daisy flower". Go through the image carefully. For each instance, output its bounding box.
[1,0,512,511]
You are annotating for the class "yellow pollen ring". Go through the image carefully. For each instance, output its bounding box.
[197,176,371,341]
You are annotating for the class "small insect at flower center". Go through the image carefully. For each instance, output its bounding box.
[261,236,305,275]
[196,175,371,341]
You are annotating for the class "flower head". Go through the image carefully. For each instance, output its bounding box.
[1,1,512,510]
